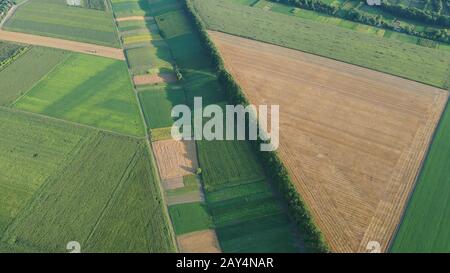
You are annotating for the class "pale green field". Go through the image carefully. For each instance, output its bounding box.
[13,53,145,137]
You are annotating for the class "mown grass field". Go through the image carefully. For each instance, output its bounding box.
[4,0,119,47]
[13,53,145,137]
[391,102,450,253]
[192,0,450,89]
[0,46,69,106]
[138,84,186,129]
[0,108,175,252]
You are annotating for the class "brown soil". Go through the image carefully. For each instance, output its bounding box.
[177,230,221,253]
[0,30,125,60]
[153,140,199,180]
[115,16,153,22]
[133,73,177,85]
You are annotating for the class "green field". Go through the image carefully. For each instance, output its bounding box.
[0,107,93,237]
[111,0,148,17]
[168,202,213,235]
[0,46,69,106]
[13,53,145,137]
[4,0,119,47]
[197,140,265,191]
[192,0,450,89]
[0,108,175,252]
[125,44,173,75]
[138,84,186,129]
[155,10,193,39]
[117,19,156,32]
[391,102,450,253]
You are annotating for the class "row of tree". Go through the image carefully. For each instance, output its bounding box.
[83,0,105,11]
[379,2,450,28]
[277,0,449,44]
[183,0,330,253]
[0,0,14,18]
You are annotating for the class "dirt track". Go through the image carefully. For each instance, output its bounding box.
[115,16,153,22]
[133,73,177,85]
[209,30,449,253]
[0,30,125,60]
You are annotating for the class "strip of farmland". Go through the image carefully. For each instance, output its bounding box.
[209,31,449,252]
[191,0,450,91]
[3,0,120,47]
[109,0,305,253]
[0,30,125,60]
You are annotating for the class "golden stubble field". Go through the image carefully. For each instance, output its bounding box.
[209,31,449,252]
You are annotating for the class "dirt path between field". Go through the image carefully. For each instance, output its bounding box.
[115,16,153,22]
[0,30,125,60]
[133,73,177,85]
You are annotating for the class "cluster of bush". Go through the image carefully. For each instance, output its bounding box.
[276,0,449,44]
[83,0,105,11]
[183,0,330,253]
[0,0,14,20]
[0,46,30,72]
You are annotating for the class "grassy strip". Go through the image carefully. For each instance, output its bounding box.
[391,101,450,253]
[183,0,329,253]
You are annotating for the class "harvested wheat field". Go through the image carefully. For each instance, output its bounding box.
[153,140,199,180]
[177,230,221,253]
[209,31,449,252]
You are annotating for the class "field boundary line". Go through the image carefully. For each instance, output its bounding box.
[84,148,140,247]
[386,94,449,252]
[0,106,145,140]
[0,130,99,248]
[107,0,179,252]
[9,50,72,107]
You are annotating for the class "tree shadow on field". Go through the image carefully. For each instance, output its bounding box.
[137,0,176,76]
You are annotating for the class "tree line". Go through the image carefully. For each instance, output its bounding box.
[0,0,14,18]
[182,0,330,253]
[275,0,449,44]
